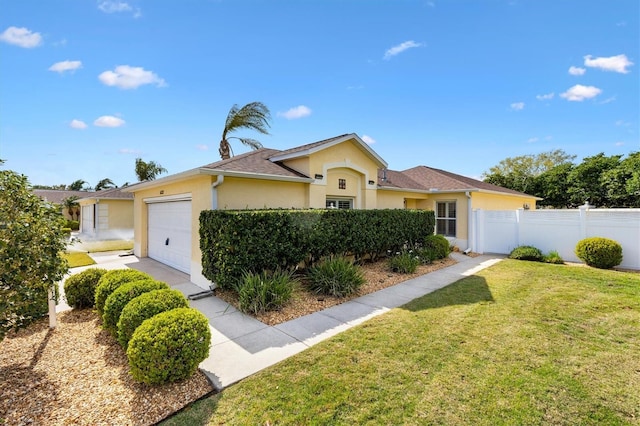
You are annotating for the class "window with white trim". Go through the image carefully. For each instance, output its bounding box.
[326,198,352,209]
[436,201,456,237]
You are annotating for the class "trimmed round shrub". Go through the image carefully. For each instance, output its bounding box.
[423,234,451,260]
[307,257,365,297]
[509,245,544,262]
[127,307,211,385]
[64,268,107,308]
[102,279,169,334]
[94,269,152,316]
[388,251,421,273]
[117,289,189,349]
[575,237,623,269]
[236,269,297,315]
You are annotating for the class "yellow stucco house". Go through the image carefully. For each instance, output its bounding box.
[77,188,134,240]
[124,133,538,289]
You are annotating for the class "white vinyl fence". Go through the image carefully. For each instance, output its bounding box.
[471,207,640,270]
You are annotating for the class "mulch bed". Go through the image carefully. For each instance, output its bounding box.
[0,255,460,425]
[0,309,213,426]
[215,256,458,326]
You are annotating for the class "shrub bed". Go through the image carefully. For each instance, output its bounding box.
[102,279,169,335]
[575,237,623,269]
[64,268,107,308]
[117,289,189,349]
[236,269,297,314]
[509,246,544,262]
[127,307,211,385]
[388,251,421,273]
[94,269,152,316]
[307,257,365,297]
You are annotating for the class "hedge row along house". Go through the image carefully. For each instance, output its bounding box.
[124,133,539,290]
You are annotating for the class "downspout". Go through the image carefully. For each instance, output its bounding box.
[465,191,473,253]
[211,175,224,210]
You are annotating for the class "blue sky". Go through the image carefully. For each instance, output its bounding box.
[1,0,638,188]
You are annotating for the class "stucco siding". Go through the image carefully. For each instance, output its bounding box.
[472,192,537,210]
[217,177,307,210]
[308,139,379,184]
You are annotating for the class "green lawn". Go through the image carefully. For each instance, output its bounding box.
[61,251,96,268]
[162,260,640,425]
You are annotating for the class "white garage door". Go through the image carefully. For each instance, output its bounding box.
[81,205,94,235]
[148,201,192,273]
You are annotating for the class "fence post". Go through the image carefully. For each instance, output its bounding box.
[578,202,591,239]
[516,208,524,247]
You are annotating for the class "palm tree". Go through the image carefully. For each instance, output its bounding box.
[95,178,116,191]
[62,196,80,220]
[219,102,271,160]
[68,179,88,191]
[135,158,168,181]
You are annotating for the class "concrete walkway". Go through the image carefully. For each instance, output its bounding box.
[58,252,504,390]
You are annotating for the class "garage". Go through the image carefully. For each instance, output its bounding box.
[147,200,192,273]
[81,204,94,235]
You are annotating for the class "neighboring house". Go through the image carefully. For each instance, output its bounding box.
[33,189,94,221]
[124,133,539,289]
[77,188,134,240]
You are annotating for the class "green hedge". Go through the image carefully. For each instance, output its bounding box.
[200,209,435,289]
[64,268,108,308]
[102,279,169,335]
[94,269,153,316]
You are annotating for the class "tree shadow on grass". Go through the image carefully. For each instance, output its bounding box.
[402,275,495,312]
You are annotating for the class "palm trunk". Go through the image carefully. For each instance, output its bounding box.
[219,139,231,160]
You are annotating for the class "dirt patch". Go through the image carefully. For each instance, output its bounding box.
[215,256,457,326]
[0,309,213,426]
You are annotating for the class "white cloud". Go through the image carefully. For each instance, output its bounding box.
[196,144,209,151]
[69,119,88,129]
[615,141,625,146]
[584,54,633,74]
[0,26,42,48]
[98,65,166,89]
[383,40,423,60]
[526,137,539,143]
[599,96,616,104]
[98,1,131,13]
[510,102,525,111]
[94,115,126,127]
[536,92,554,101]
[362,135,376,145]
[49,60,82,73]
[568,66,586,76]
[615,120,630,127]
[278,105,312,120]
[118,148,141,154]
[544,135,553,141]
[560,84,602,101]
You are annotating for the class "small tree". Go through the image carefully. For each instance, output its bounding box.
[0,170,69,340]
[95,178,116,191]
[68,179,89,191]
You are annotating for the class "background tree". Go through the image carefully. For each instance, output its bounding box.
[95,178,116,191]
[0,170,69,340]
[62,196,80,220]
[567,153,622,207]
[483,150,575,194]
[68,179,89,191]
[135,158,168,181]
[600,151,640,207]
[219,101,271,160]
[535,163,574,208]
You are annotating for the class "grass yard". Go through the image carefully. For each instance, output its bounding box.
[162,260,640,425]
[69,239,134,253]
[61,251,96,268]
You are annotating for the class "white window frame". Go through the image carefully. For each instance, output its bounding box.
[436,201,456,237]
[326,198,353,209]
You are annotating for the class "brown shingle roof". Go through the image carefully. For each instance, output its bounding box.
[274,134,353,157]
[200,148,309,178]
[80,187,133,200]
[33,189,94,204]
[398,166,533,196]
